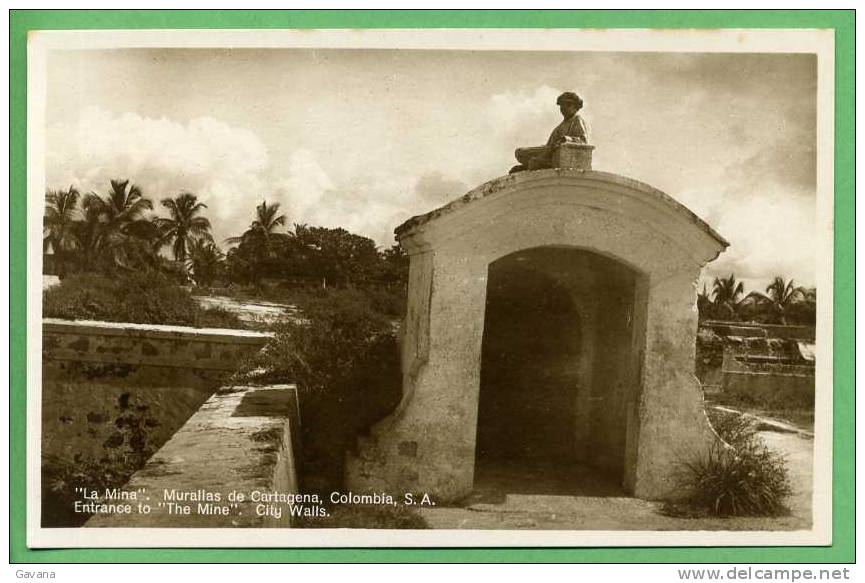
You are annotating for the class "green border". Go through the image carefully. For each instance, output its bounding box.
[9,9,855,564]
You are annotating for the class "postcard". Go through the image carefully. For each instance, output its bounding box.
[26,27,835,549]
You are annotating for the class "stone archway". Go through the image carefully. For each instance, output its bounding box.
[474,246,644,496]
[346,169,728,502]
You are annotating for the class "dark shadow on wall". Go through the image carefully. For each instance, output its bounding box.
[476,261,580,464]
[473,246,642,500]
[40,362,219,527]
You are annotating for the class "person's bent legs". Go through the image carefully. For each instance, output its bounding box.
[511,145,551,174]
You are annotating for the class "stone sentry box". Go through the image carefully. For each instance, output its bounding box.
[346,148,729,501]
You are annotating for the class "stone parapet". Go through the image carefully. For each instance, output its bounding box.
[702,320,816,342]
[42,318,273,372]
[86,384,301,528]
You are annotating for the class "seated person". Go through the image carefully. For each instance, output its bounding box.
[510,91,590,174]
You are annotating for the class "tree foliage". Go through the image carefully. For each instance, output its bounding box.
[43,180,216,281]
[286,224,383,287]
[154,192,212,263]
[241,289,402,492]
[222,210,409,293]
[188,239,224,287]
[224,201,288,290]
[43,179,162,275]
[709,274,745,320]
[697,273,815,326]
[43,186,81,277]
[741,276,807,325]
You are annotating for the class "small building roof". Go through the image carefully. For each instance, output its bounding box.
[395,169,729,249]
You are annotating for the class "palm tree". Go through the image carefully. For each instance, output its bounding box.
[225,200,287,292]
[711,274,745,320]
[43,186,80,277]
[697,282,714,321]
[90,179,153,231]
[187,239,224,287]
[746,276,806,325]
[82,179,157,272]
[226,200,286,247]
[154,192,212,263]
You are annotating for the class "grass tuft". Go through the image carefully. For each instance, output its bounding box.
[665,409,792,518]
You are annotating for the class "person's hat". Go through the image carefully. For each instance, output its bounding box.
[556,91,584,109]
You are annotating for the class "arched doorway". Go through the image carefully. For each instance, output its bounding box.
[474,247,644,496]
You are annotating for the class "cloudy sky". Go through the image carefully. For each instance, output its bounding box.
[44,48,817,292]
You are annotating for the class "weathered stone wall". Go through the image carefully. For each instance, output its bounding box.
[696,321,816,400]
[41,363,218,465]
[41,319,275,527]
[41,361,217,526]
[346,169,728,501]
[721,350,814,407]
[43,318,273,372]
[702,320,815,342]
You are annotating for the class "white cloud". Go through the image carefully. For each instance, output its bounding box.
[46,107,269,241]
[414,172,468,207]
[274,151,416,246]
[274,149,336,220]
[45,109,469,250]
[674,186,726,223]
[702,188,816,292]
[487,85,562,138]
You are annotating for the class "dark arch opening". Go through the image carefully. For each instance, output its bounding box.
[475,267,580,463]
[473,247,645,499]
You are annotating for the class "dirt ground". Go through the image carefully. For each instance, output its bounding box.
[417,430,814,531]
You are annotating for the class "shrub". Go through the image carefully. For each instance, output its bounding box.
[243,288,402,493]
[708,408,758,449]
[361,286,407,319]
[43,271,242,329]
[666,410,792,518]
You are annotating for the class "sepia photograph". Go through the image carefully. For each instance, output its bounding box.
[25,27,835,548]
